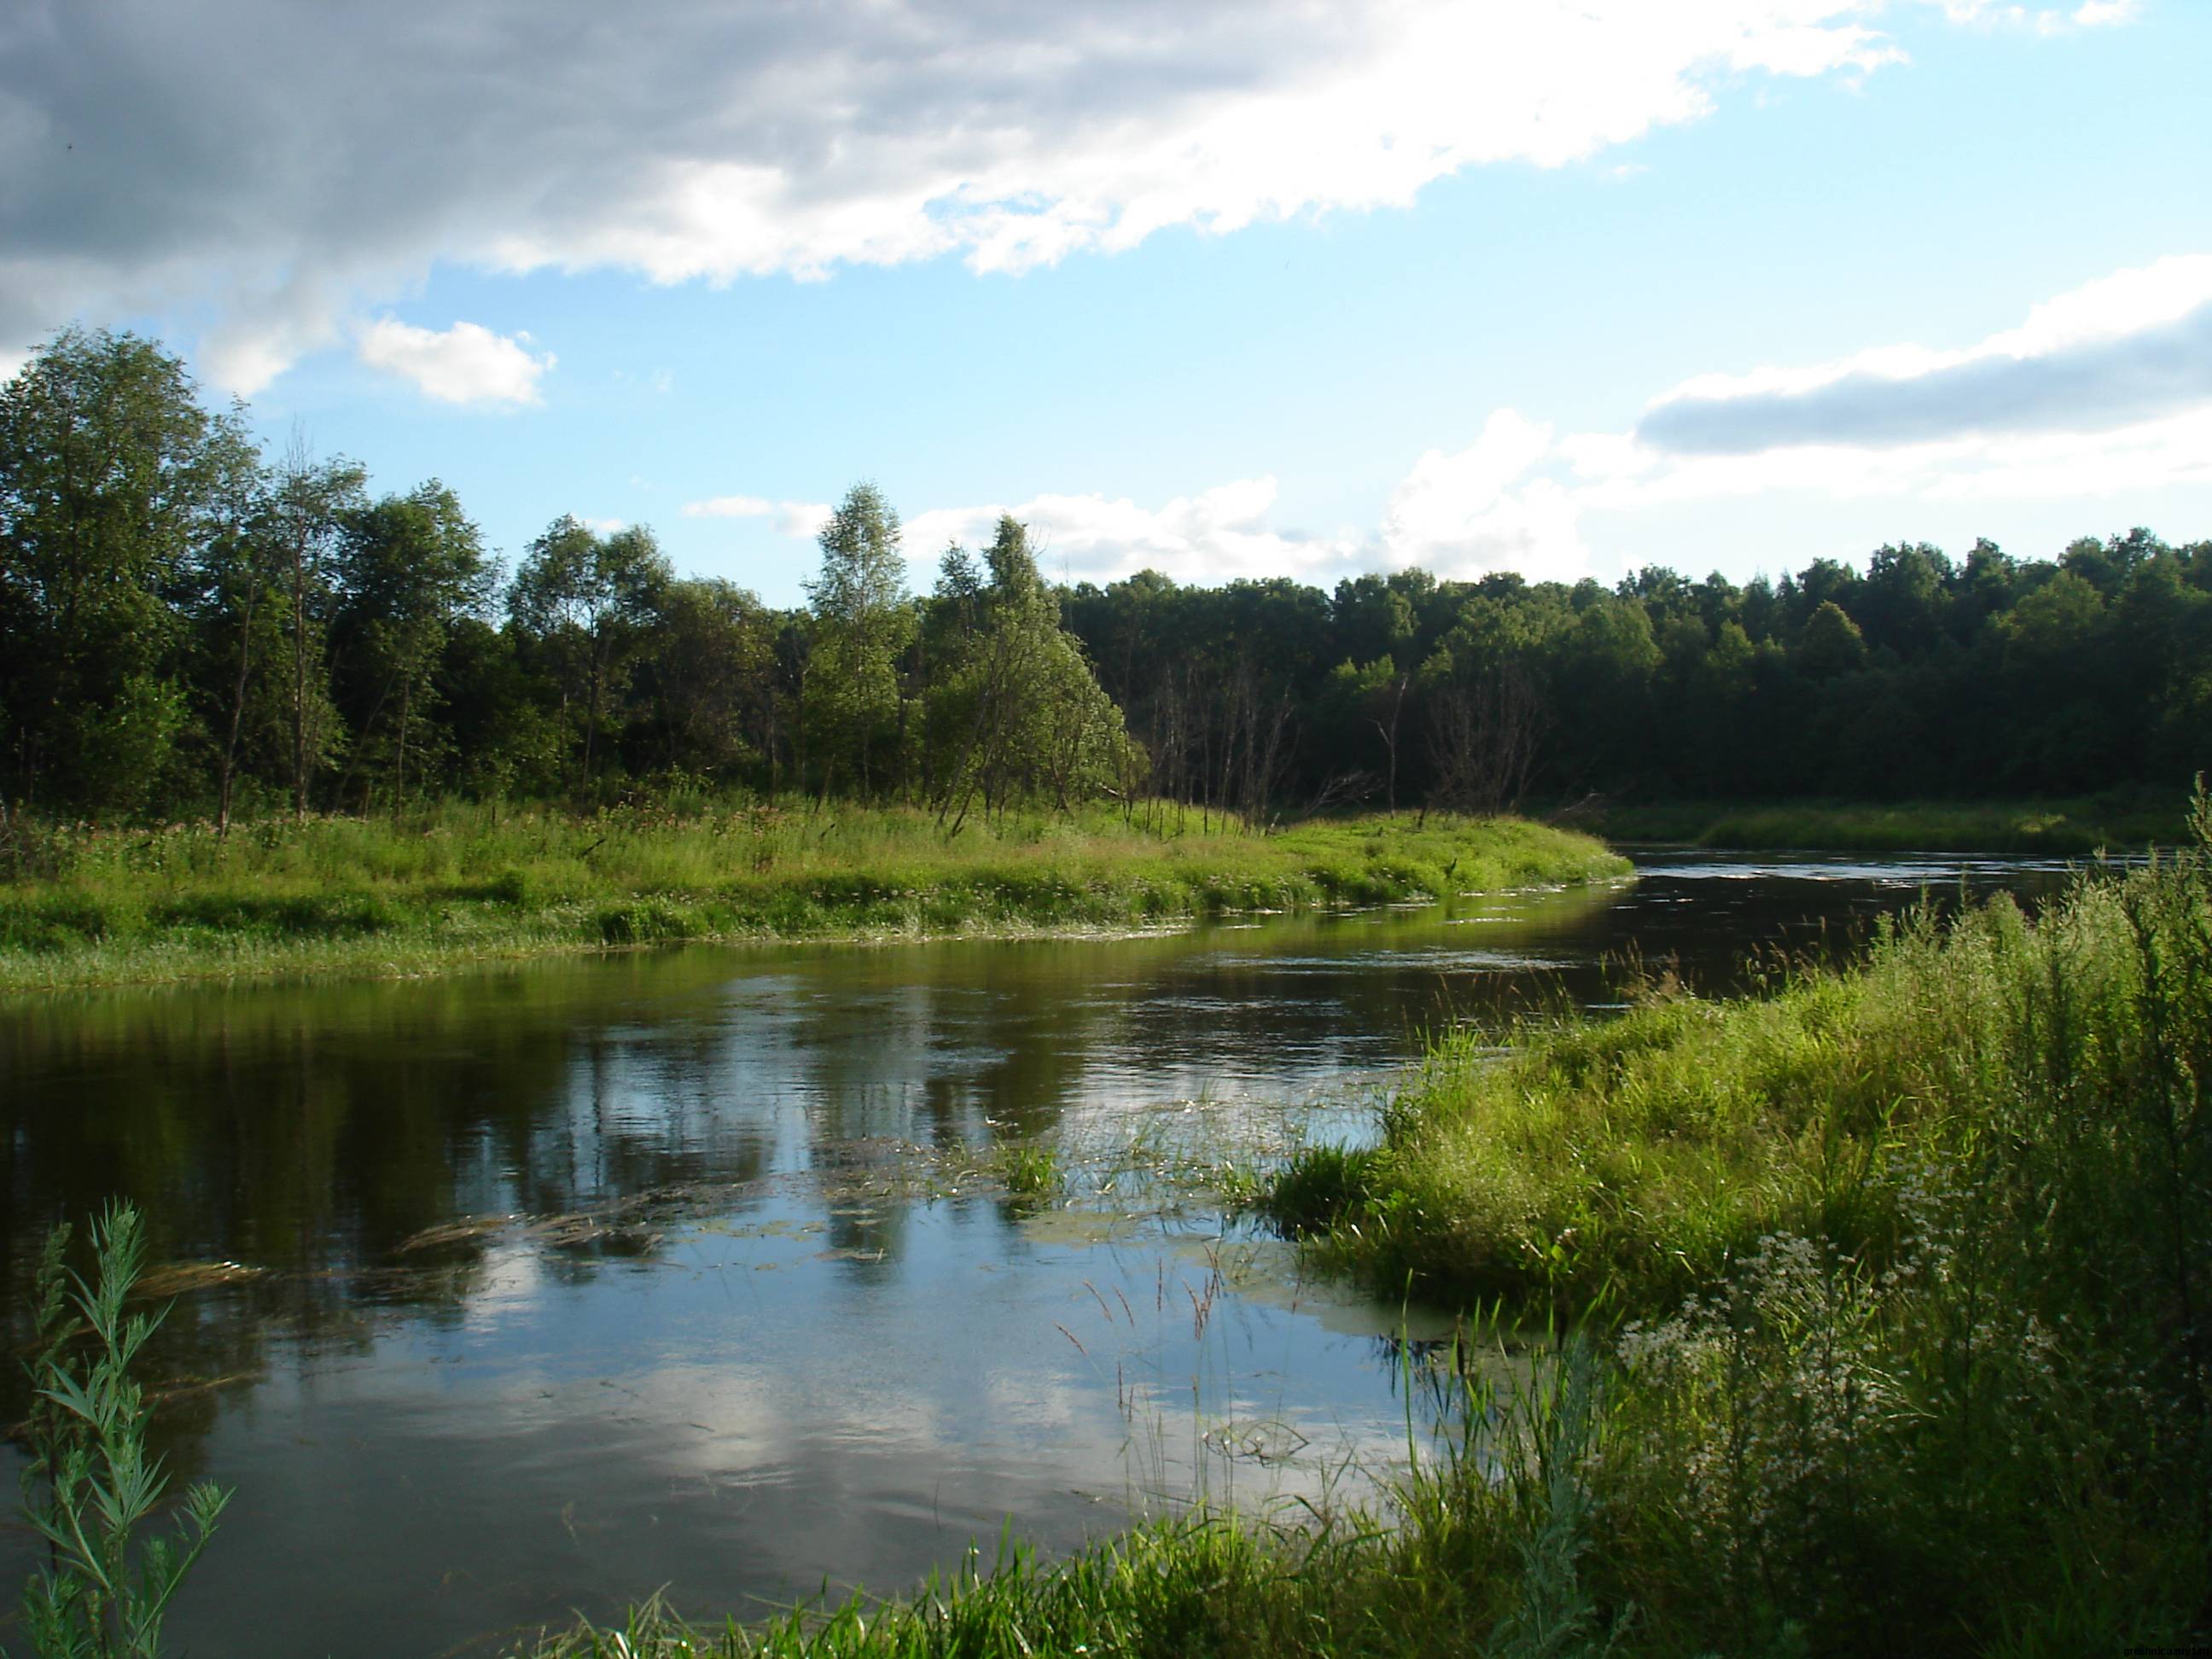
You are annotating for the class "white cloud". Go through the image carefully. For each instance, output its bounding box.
[777,502,835,540]
[355,318,555,406]
[1380,410,1592,582]
[1516,254,2212,552]
[683,494,777,519]
[1935,0,2138,29]
[682,494,835,539]
[579,515,627,533]
[906,477,1359,587]
[0,0,2012,389]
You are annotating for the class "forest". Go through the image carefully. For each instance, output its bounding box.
[6,326,2207,830]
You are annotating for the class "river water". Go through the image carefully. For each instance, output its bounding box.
[0,852,2083,1656]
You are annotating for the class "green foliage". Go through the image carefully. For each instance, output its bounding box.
[9,1203,230,1659]
[805,483,916,799]
[329,480,493,809]
[509,516,674,789]
[0,329,260,817]
[924,517,1138,830]
[1255,795,2212,1650]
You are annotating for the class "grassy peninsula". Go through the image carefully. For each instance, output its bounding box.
[510,803,2210,1658]
[0,802,1627,992]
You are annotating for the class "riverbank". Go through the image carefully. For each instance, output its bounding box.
[514,798,2210,1657]
[0,803,1627,992]
[1252,793,2212,1650]
[1584,790,2184,853]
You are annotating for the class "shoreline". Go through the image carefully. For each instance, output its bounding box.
[1577,791,2186,853]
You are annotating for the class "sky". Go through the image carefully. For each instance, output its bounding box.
[4,0,2209,605]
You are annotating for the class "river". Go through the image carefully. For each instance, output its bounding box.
[0,851,2084,1656]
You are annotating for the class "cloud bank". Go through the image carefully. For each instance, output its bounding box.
[1,0,1986,389]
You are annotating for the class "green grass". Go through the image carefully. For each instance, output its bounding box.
[1586,791,2186,853]
[0,800,1627,992]
[1252,793,2212,1650]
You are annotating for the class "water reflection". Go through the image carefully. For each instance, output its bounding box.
[0,853,2081,1656]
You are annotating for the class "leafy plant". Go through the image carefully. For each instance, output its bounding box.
[9,1202,230,1659]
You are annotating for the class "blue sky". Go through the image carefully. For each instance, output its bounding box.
[5,0,2208,604]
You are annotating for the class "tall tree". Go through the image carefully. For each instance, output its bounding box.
[195,465,282,835]
[926,516,1133,831]
[331,481,492,810]
[0,329,259,817]
[265,433,368,817]
[804,483,914,799]
[509,515,672,789]
[634,577,777,783]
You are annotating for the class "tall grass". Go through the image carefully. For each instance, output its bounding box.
[1260,793,2212,1650]
[0,800,1627,992]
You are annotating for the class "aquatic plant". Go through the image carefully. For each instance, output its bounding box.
[8,1203,230,1659]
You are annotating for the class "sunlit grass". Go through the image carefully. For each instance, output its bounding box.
[0,800,1627,992]
[1247,798,2212,1650]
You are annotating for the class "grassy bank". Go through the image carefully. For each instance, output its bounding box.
[1254,795,2212,1650]
[0,801,1627,992]
[1586,791,2185,853]
[509,807,2209,1656]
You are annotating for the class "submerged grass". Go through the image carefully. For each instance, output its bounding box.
[0,800,1626,992]
[1585,790,2185,853]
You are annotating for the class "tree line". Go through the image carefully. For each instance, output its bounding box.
[1064,525,2212,816]
[4,327,2206,827]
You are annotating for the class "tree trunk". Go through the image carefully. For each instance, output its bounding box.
[218,584,257,840]
[394,678,411,818]
[291,529,309,819]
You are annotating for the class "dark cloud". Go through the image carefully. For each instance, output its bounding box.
[0,0,1359,370]
[1636,302,2212,455]
[0,0,1910,384]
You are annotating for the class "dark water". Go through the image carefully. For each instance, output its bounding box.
[0,852,2081,1656]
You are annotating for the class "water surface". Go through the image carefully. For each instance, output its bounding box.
[0,851,2083,1656]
